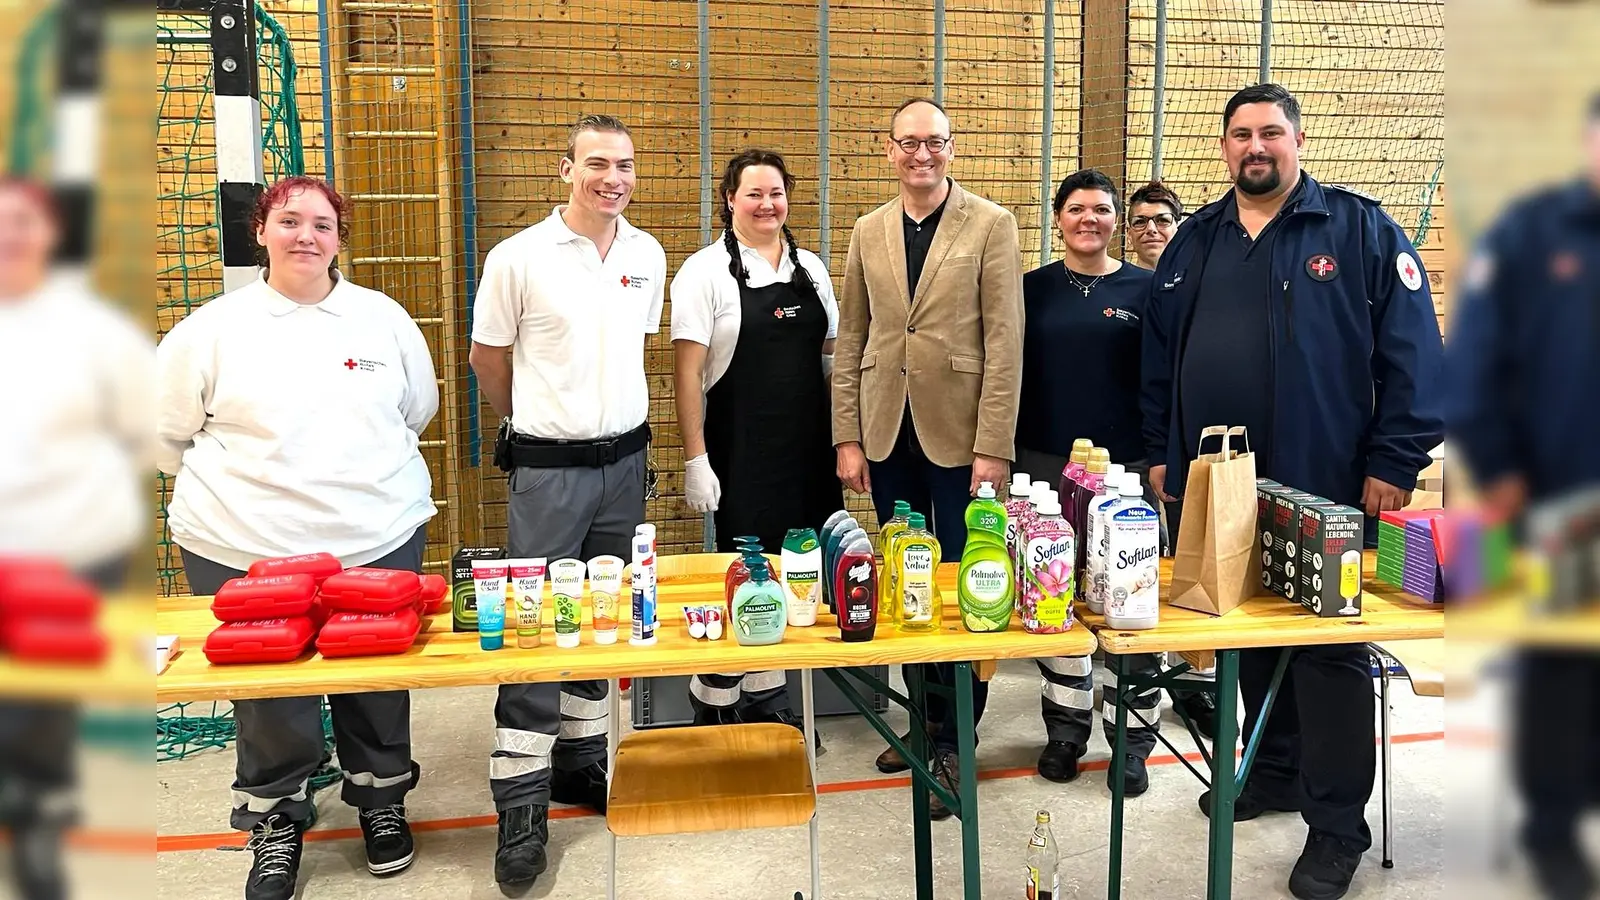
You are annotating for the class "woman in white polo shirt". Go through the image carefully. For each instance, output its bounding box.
[156,176,437,900]
[671,149,840,735]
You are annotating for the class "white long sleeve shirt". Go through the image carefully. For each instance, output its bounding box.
[156,273,439,570]
[0,276,154,569]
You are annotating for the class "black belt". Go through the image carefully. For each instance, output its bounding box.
[496,421,651,470]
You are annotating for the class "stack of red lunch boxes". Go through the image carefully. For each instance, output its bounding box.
[315,568,446,658]
[0,557,107,664]
[202,553,448,664]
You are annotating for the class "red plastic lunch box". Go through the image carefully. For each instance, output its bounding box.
[0,617,108,663]
[203,616,317,665]
[416,574,447,615]
[211,574,319,622]
[246,552,343,585]
[318,568,422,615]
[315,607,421,658]
[0,569,99,621]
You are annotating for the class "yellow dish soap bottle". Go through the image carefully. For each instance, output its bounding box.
[896,513,942,633]
[877,500,912,622]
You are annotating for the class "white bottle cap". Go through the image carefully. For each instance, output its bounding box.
[556,631,580,648]
[1030,480,1051,498]
[1120,472,1143,495]
[1033,489,1059,509]
[1036,495,1063,516]
[706,616,723,641]
[1106,463,1125,484]
[594,629,618,645]
[976,481,996,499]
[1010,472,1032,495]
[636,523,656,540]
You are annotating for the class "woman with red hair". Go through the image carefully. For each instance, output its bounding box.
[156,176,438,900]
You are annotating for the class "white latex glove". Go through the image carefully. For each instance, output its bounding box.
[684,453,722,512]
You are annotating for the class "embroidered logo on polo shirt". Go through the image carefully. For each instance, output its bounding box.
[1102,307,1138,323]
[1305,254,1338,281]
[342,357,386,373]
[620,274,650,289]
[774,305,802,319]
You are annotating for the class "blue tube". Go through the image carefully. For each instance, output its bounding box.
[316,0,335,182]
[457,0,482,464]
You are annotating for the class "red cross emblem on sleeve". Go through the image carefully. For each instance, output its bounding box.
[344,359,358,370]
[1395,252,1424,291]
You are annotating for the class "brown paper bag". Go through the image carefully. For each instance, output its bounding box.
[1169,426,1260,616]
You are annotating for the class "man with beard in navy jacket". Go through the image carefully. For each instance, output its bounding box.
[1141,83,1444,900]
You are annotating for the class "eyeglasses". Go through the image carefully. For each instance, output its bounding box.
[891,136,951,154]
[1129,213,1177,230]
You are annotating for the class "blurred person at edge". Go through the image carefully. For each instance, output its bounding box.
[0,177,152,900]
[1443,91,1600,900]
[157,176,438,900]
[1141,83,1444,900]
[1126,180,1184,271]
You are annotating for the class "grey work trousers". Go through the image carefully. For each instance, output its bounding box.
[490,449,645,810]
[179,526,425,831]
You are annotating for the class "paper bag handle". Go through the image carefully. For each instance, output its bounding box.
[1196,425,1253,459]
[1224,426,1252,458]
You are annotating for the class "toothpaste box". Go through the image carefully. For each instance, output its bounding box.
[453,546,505,632]
[1293,504,1365,617]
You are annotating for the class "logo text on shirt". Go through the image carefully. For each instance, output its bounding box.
[343,357,387,373]
[774,305,802,319]
[620,275,650,289]
[1101,307,1139,323]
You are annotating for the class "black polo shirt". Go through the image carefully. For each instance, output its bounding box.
[1018,261,1151,462]
[903,182,951,301]
[1178,179,1305,465]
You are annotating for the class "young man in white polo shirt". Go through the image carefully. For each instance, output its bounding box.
[468,114,666,891]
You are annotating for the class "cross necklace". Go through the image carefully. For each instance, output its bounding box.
[1064,263,1106,296]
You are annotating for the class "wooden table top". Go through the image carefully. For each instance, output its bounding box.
[0,600,154,705]
[156,556,1096,703]
[1077,551,1444,654]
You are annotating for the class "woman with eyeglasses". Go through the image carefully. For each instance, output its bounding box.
[1127,181,1184,270]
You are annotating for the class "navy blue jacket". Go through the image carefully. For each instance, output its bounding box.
[1140,173,1445,509]
[1444,178,1600,501]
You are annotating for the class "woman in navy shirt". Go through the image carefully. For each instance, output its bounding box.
[1017,168,1166,795]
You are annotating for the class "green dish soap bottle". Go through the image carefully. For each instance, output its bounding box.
[895,513,942,633]
[732,553,787,646]
[958,481,1015,632]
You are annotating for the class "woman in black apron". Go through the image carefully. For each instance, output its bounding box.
[671,149,840,736]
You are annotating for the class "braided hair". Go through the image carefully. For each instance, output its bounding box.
[718,148,824,311]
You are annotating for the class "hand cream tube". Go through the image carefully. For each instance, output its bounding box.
[550,558,586,649]
[471,559,508,651]
[507,558,547,649]
[586,555,624,645]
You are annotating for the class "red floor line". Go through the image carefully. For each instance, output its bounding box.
[154,730,1445,854]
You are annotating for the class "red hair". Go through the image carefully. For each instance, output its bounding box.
[251,176,351,248]
[0,176,61,229]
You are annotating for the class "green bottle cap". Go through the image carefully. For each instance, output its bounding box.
[893,500,911,516]
[907,512,926,529]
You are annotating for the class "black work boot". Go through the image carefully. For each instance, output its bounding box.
[550,760,609,814]
[1110,755,1150,797]
[243,814,305,900]
[1036,741,1086,783]
[357,803,415,876]
[1198,783,1302,821]
[1288,829,1364,900]
[493,804,549,890]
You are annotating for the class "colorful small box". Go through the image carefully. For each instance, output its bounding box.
[1293,504,1365,617]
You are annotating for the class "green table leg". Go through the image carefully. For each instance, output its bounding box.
[954,661,982,899]
[907,665,935,900]
[1206,650,1242,900]
[1107,653,1130,900]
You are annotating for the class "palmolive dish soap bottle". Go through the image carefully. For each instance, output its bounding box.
[894,513,942,633]
[958,481,1014,632]
[731,553,787,645]
[877,500,913,622]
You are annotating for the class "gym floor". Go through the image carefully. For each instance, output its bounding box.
[138,658,1475,899]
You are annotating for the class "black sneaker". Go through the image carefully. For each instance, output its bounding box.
[358,804,415,876]
[1110,755,1150,797]
[550,761,608,814]
[493,804,549,888]
[1037,741,1087,783]
[1172,690,1219,741]
[928,749,961,822]
[1198,785,1301,821]
[1288,830,1364,900]
[244,814,305,900]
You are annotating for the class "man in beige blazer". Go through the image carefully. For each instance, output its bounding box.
[831,97,1023,819]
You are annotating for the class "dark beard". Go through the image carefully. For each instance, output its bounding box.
[1234,160,1281,196]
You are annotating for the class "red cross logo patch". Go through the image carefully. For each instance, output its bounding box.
[344,358,358,370]
[620,276,630,287]
[1103,308,1114,317]
[1305,254,1337,282]
[1396,252,1424,291]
